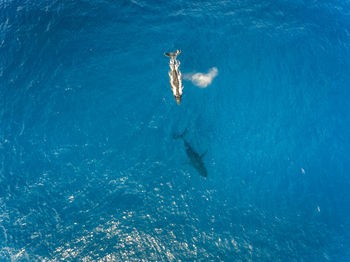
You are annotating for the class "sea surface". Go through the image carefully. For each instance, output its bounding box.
[1,0,350,261]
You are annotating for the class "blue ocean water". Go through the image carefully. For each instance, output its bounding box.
[1,0,350,260]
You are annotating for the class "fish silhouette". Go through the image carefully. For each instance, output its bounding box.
[174,131,208,177]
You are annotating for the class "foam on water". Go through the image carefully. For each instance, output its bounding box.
[183,67,218,88]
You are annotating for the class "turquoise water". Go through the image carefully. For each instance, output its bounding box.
[1,0,350,260]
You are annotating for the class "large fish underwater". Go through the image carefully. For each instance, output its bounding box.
[164,50,184,104]
[174,131,208,177]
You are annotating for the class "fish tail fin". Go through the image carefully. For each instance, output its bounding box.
[173,128,187,140]
[164,50,181,59]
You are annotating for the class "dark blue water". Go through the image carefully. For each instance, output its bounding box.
[1,0,350,260]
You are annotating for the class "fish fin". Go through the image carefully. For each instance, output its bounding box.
[164,50,181,58]
[173,128,188,139]
[200,150,208,159]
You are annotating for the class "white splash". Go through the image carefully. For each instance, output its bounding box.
[184,67,218,88]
